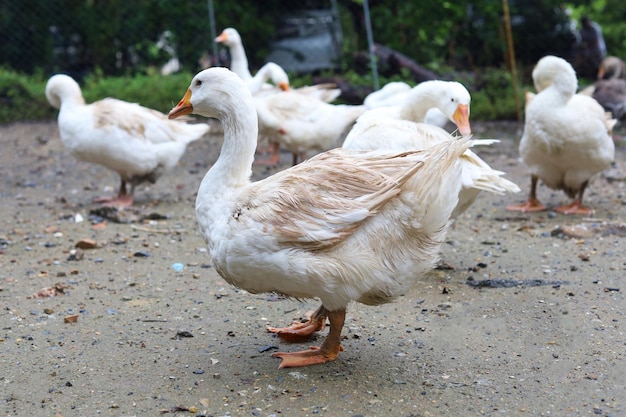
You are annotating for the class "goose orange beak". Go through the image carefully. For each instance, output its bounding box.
[278,81,290,91]
[453,103,471,136]
[215,31,227,43]
[168,89,193,119]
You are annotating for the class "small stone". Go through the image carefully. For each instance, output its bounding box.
[75,239,97,249]
[64,314,79,323]
[171,262,184,272]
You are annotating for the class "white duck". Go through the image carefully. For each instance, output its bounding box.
[168,67,469,368]
[344,82,520,218]
[216,28,341,102]
[245,62,290,96]
[363,81,460,131]
[254,91,367,165]
[506,55,615,215]
[45,74,210,207]
[215,27,253,81]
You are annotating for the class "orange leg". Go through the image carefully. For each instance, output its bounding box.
[93,179,134,208]
[555,181,592,215]
[272,308,346,368]
[267,305,328,342]
[255,142,281,165]
[506,175,547,212]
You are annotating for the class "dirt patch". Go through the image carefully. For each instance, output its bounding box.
[1,120,625,416]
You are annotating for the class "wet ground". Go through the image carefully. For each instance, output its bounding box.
[1,120,625,417]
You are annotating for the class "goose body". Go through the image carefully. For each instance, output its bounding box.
[45,74,209,206]
[345,81,519,217]
[168,67,469,368]
[507,56,615,215]
[591,57,626,120]
[254,92,366,165]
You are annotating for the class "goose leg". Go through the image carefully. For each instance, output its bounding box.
[94,179,134,207]
[506,175,546,212]
[255,142,281,165]
[272,308,345,368]
[267,305,328,342]
[292,151,308,166]
[555,181,593,215]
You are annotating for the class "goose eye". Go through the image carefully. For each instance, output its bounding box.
[195,80,203,87]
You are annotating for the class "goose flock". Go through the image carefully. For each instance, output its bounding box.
[44,24,619,368]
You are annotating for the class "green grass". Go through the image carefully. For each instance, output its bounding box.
[0,66,528,124]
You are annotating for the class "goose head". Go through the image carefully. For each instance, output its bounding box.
[254,62,290,91]
[402,80,472,136]
[169,67,256,121]
[215,28,242,48]
[598,56,626,80]
[45,74,85,109]
[532,55,577,95]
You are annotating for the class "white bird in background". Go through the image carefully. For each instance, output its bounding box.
[168,67,469,368]
[215,28,341,102]
[215,27,253,81]
[216,27,343,165]
[506,55,615,215]
[364,81,460,131]
[254,91,366,165]
[344,80,519,218]
[45,74,210,207]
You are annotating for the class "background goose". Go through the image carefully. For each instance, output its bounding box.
[216,28,340,102]
[363,80,462,131]
[506,56,615,215]
[45,74,209,207]
[215,27,253,81]
[590,56,626,120]
[168,67,469,368]
[344,81,519,218]
[254,91,366,165]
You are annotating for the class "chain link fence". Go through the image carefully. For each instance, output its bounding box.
[1,0,345,80]
[1,1,615,86]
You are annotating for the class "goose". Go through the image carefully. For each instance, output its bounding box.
[587,56,626,120]
[45,74,210,207]
[506,56,615,215]
[363,80,463,131]
[344,81,519,218]
[254,91,367,165]
[215,27,253,81]
[216,28,340,102]
[168,67,470,368]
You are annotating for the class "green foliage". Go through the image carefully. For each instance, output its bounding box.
[2,0,624,124]
[0,68,198,124]
[1,66,528,124]
[81,70,196,113]
[0,68,56,124]
[459,67,530,121]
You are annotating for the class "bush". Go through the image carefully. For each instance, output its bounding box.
[0,68,199,124]
[0,68,56,124]
[1,66,528,124]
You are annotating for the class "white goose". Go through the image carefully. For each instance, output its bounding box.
[215,27,253,81]
[168,67,470,368]
[216,28,340,102]
[363,81,459,130]
[254,91,367,165]
[345,80,519,217]
[506,55,615,215]
[245,62,290,96]
[45,74,210,207]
